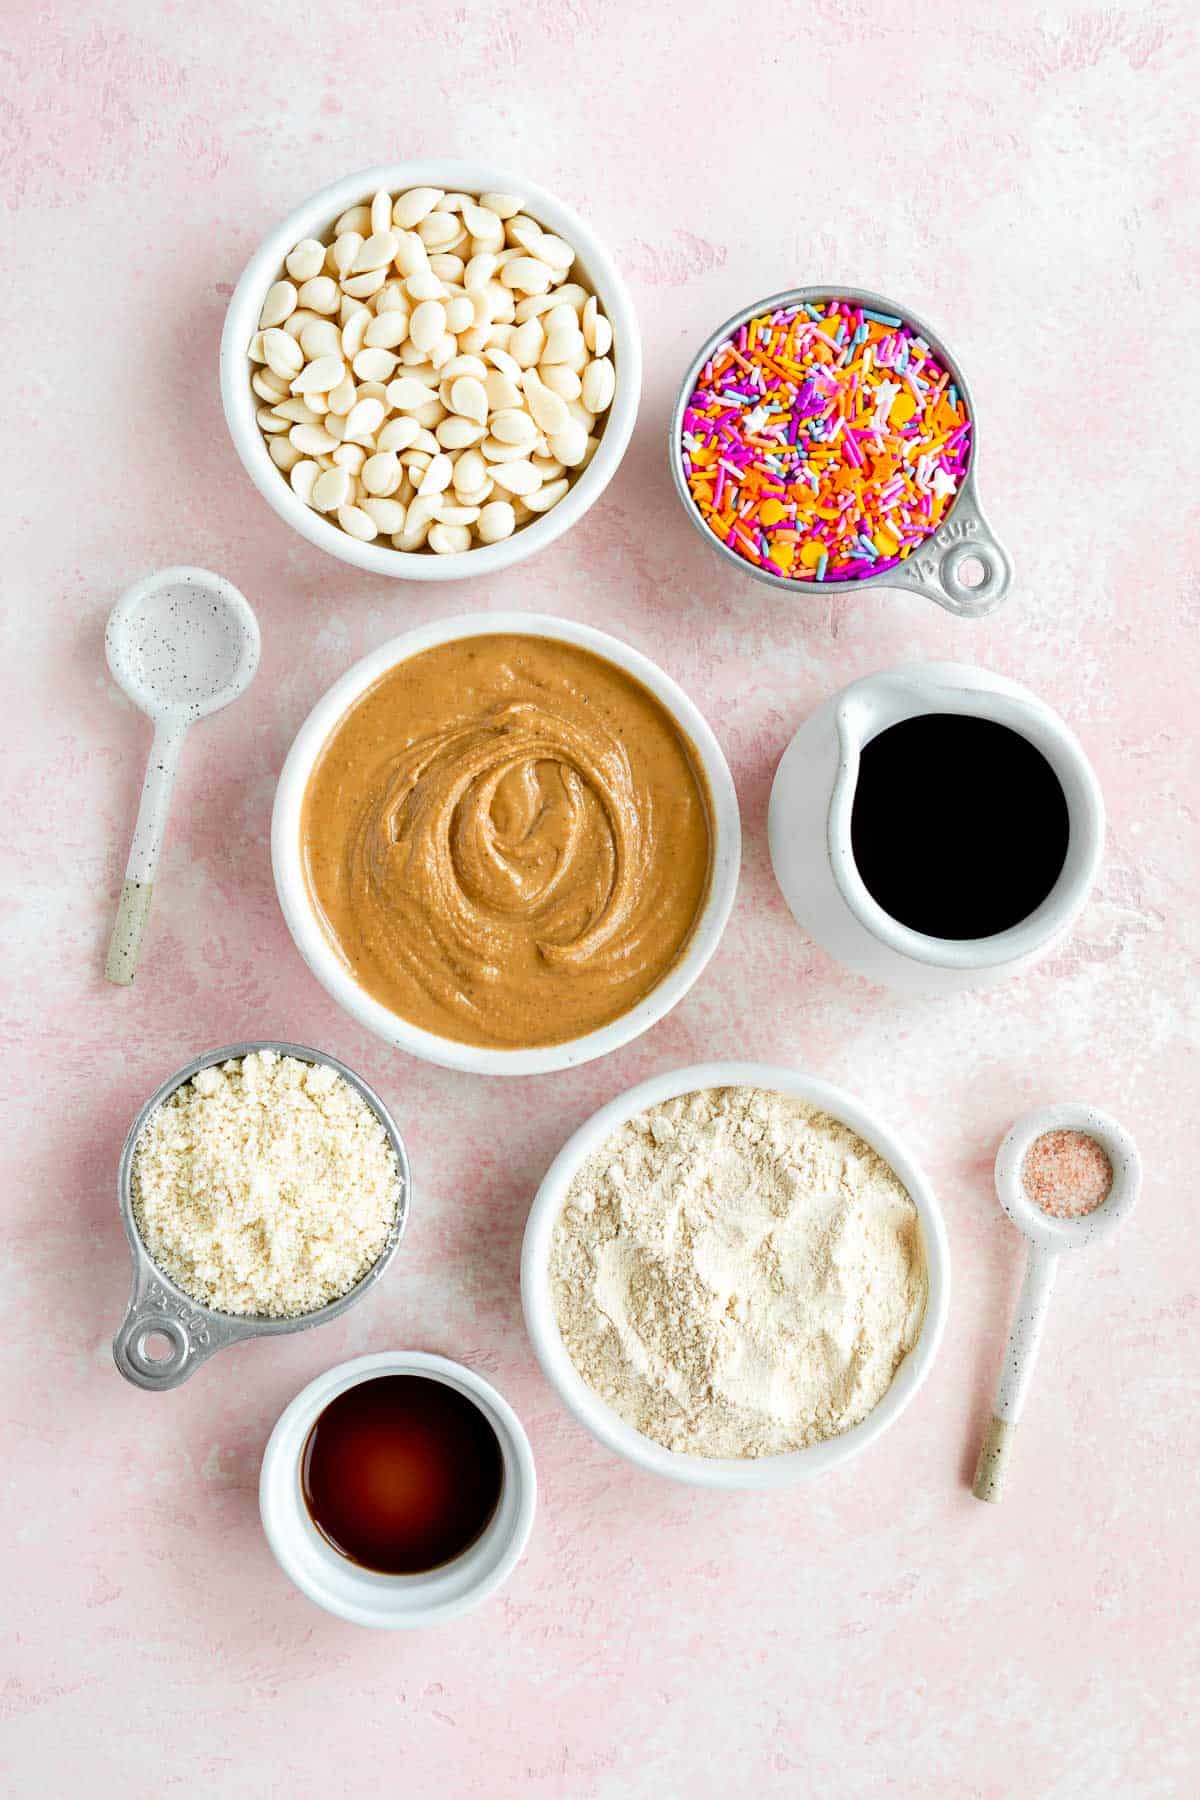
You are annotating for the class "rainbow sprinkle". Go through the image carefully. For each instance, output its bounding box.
[680,299,971,582]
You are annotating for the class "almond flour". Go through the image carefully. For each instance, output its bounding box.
[130,1051,400,1318]
[549,1086,927,1458]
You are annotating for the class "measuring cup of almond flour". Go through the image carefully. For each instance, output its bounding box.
[113,1042,410,1390]
[972,1102,1141,1502]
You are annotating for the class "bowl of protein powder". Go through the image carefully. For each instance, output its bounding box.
[521,1062,949,1487]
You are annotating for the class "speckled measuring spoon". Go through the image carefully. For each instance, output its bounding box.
[972,1103,1142,1502]
[104,568,259,985]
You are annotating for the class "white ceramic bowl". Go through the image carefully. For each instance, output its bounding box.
[521,1061,950,1488]
[260,1351,536,1628]
[220,162,641,580]
[272,612,741,1077]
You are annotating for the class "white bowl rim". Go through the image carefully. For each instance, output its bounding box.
[220,160,642,581]
[259,1350,537,1628]
[271,612,742,1076]
[521,1060,951,1487]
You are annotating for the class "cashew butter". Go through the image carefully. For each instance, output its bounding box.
[300,635,714,1048]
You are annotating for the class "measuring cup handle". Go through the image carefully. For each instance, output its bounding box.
[113,1260,243,1390]
[892,476,1013,618]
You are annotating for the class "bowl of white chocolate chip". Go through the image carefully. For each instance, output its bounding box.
[220,162,640,577]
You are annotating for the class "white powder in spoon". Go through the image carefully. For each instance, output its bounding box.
[549,1086,927,1458]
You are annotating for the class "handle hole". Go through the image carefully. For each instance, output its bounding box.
[938,540,1004,610]
[122,1313,189,1378]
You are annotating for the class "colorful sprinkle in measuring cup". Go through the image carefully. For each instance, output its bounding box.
[670,285,1013,618]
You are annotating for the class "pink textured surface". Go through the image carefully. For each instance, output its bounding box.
[4,2,1198,1793]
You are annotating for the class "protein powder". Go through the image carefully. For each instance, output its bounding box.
[549,1085,928,1457]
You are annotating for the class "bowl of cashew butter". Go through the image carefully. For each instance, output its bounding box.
[272,614,740,1075]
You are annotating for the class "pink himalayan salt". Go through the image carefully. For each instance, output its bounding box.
[1022,1128,1112,1219]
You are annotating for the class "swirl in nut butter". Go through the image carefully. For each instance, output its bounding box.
[301,636,714,1048]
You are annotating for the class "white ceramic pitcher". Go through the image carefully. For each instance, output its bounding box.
[768,662,1105,992]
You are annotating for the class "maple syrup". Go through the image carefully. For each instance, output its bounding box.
[301,1374,504,1575]
[850,713,1070,940]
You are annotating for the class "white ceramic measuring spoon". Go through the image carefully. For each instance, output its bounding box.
[104,567,260,985]
[972,1102,1141,1502]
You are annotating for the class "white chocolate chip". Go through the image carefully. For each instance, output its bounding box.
[360,495,407,533]
[501,256,554,294]
[365,310,410,349]
[437,416,487,450]
[252,369,289,403]
[537,234,574,272]
[489,460,542,496]
[353,347,398,382]
[345,396,385,441]
[325,376,357,417]
[388,375,437,413]
[341,309,371,360]
[510,318,545,369]
[259,280,298,328]
[313,466,352,512]
[377,415,422,452]
[370,189,392,236]
[262,329,304,379]
[353,230,397,273]
[417,453,454,497]
[337,502,378,540]
[298,275,340,315]
[286,239,326,282]
[291,353,346,395]
[362,451,402,496]
[547,419,589,467]
[289,458,320,505]
[523,371,569,436]
[477,499,516,541]
[581,356,615,414]
[417,211,463,250]
[489,407,538,448]
[525,476,569,512]
[300,319,341,361]
[332,232,364,277]
[409,299,446,353]
[335,204,372,235]
[539,363,582,401]
[341,267,388,299]
[448,376,488,424]
[392,187,443,228]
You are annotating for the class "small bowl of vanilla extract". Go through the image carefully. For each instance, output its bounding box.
[260,1351,537,1627]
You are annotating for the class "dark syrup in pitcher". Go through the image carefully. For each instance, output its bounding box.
[849,713,1070,940]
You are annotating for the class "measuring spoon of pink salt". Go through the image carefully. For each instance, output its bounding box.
[972,1103,1141,1503]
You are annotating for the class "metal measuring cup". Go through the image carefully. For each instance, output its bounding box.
[669,285,1013,617]
[113,1041,411,1391]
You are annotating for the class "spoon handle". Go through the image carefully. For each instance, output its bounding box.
[973,1242,1058,1503]
[105,722,187,985]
